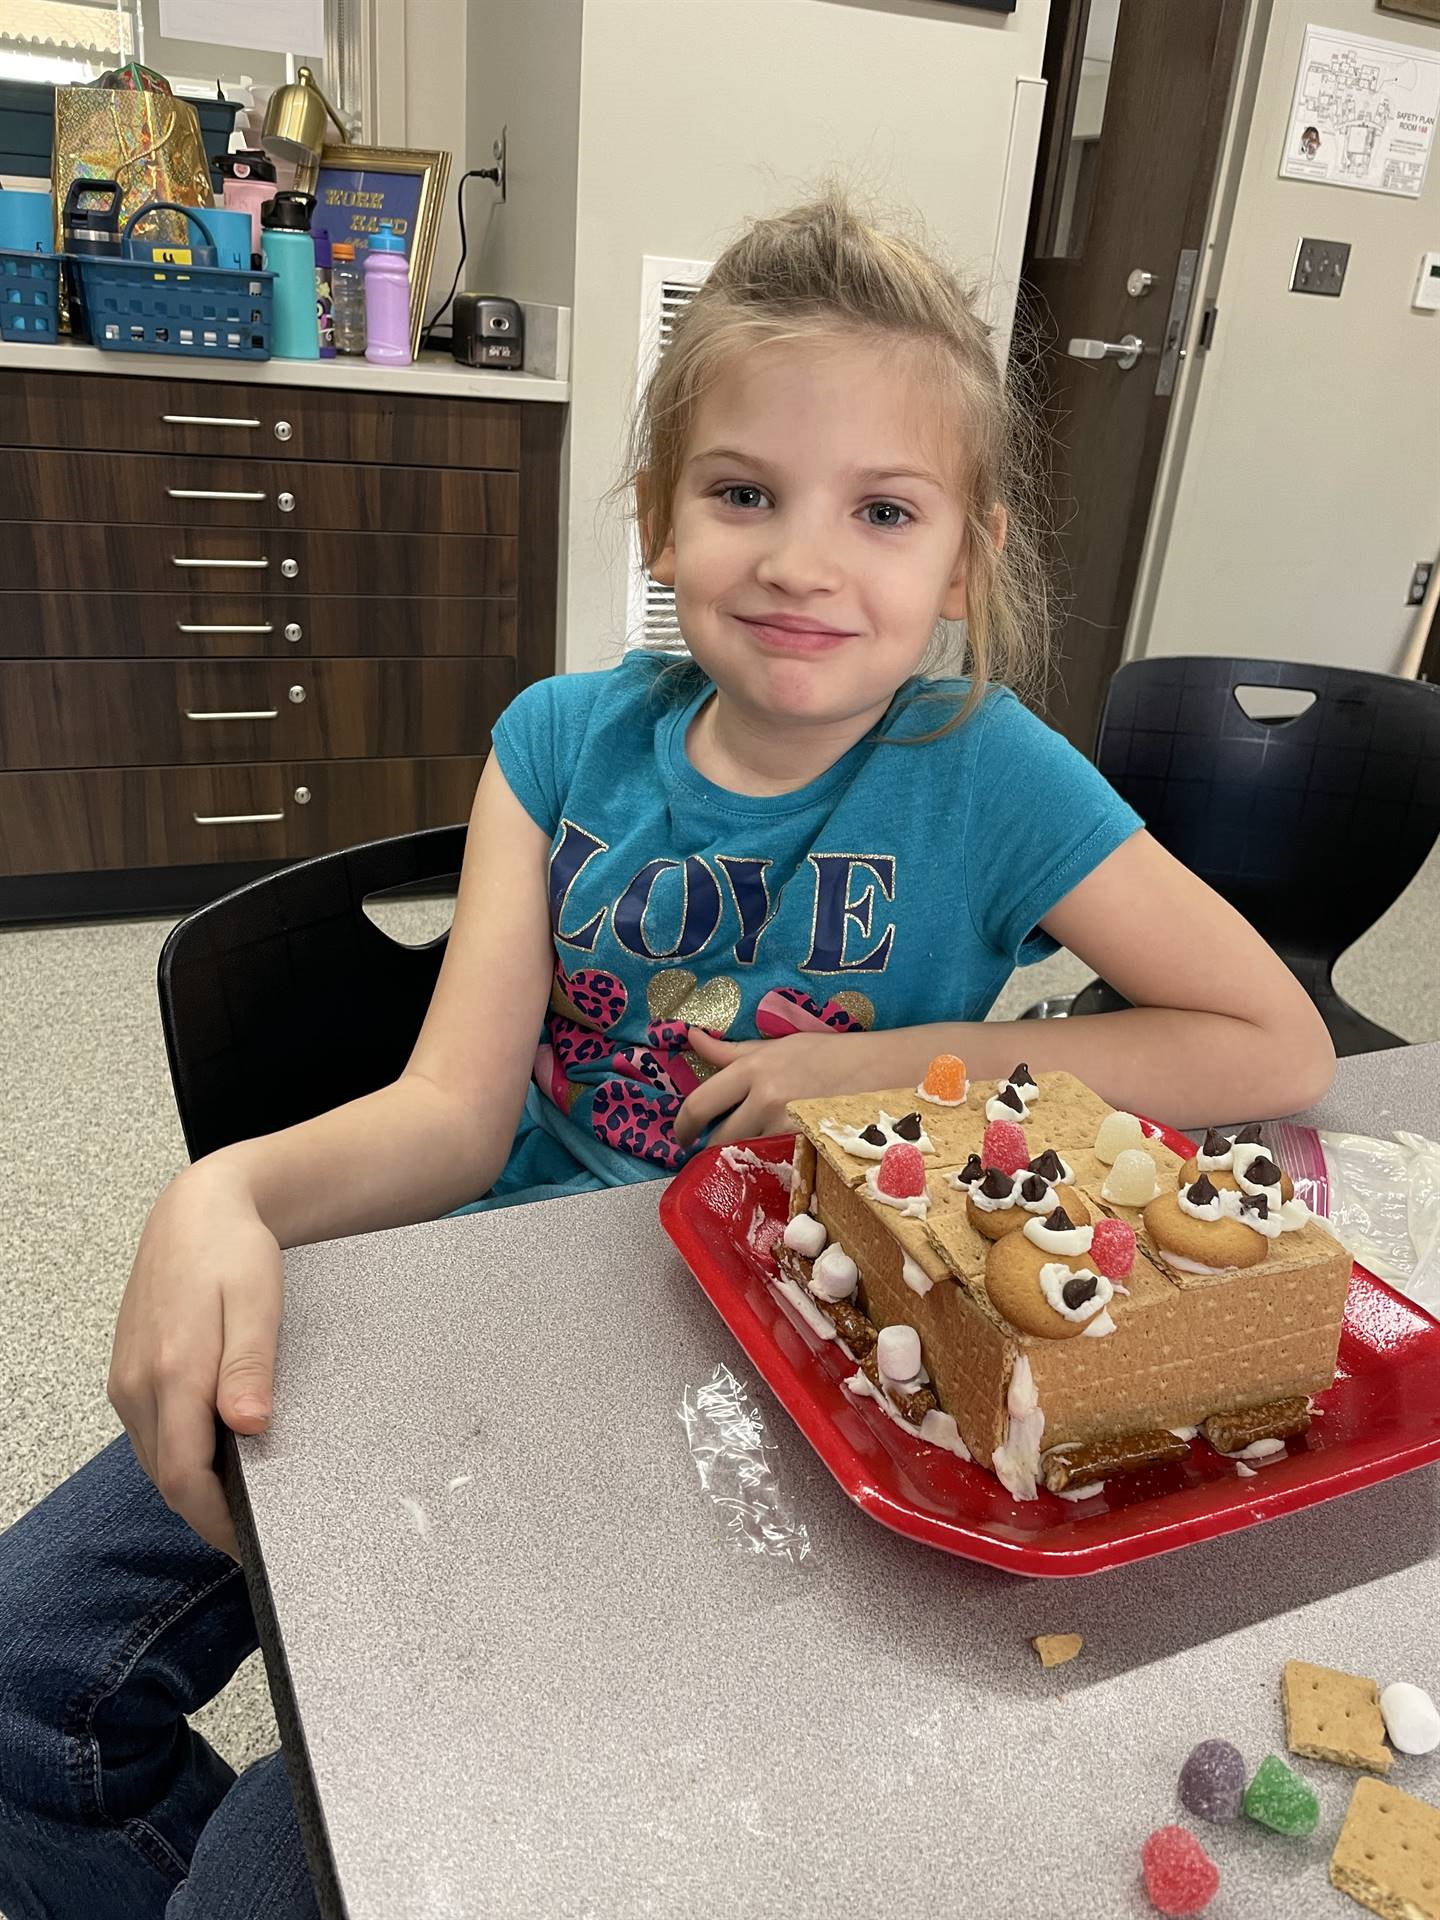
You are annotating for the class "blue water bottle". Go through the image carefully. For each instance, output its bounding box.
[260,190,318,360]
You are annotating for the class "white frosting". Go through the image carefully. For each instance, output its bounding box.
[810,1242,859,1301]
[915,1076,968,1108]
[1030,1153,1075,1186]
[1178,1183,1225,1223]
[820,1109,934,1160]
[1222,1436,1286,1461]
[773,1275,837,1341]
[1177,1181,1307,1240]
[1038,1262,1113,1324]
[1278,1196,1311,1231]
[1195,1139,1234,1173]
[863,1166,930,1219]
[721,1144,797,1189]
[947,1163,985,1192]
[968,1178,1016,1214]
[876,1323,923,1385]
[985,1087,1030,1123]
[1081,1309,1117,1338]
[1230,1141,1276,1192]
[845,1371,972,1460]
[1057,1481,1105,1501]
[1235,1461,1257,1478]
[1164,1253,1233,1274]
[1008,1071,1039,1102]
[1169,1426,1200,1442]
[1380,1682,1440,1755]
[1023,1215,1094,1257]
[782,1213,827,1258]
[991,1355,1044,1502]
[901,1255,935,1297]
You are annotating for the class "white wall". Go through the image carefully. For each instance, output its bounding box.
[1132,0,1440,674]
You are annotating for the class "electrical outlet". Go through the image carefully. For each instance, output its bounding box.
[1409,561,1434,606]
[1291,238,1351,296]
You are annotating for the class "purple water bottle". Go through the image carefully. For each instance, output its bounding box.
[363,221,411,365]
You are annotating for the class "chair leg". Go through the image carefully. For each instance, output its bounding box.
[1018,995,1078,1020]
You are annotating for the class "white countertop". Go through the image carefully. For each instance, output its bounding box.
[0,336,568,402]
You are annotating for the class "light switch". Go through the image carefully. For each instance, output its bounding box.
[1291,238,1351,296]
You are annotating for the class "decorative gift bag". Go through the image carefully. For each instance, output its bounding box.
[51,67,214,256]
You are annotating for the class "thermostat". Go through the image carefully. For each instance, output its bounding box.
[1415,252,1440,312]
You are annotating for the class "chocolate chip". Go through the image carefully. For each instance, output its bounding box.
[1028,1149,1066,1184]
[859,1124,887,1147]
[1245,1155,1283,1188]
[1010,1062,1034,1086]
[1018,1173,1049,1204]
[892,1112,924,1142]
[957,1153,984,1186]
[1187,1173,1219,1205]
[1240,1192,1270,1218]
[1062,1273,1099,1311]
[995,1083,1025,1114]
[1201,1129,1230,1158]
[1043,1205,1075,1233]
[1233,1123,1265,1145]
[978,1167,1013,1200]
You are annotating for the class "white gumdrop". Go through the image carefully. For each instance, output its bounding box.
[1104,1147,1159,1206]
[1380,1682,1440,1755]
[1094,1110,1145,1165]
[876,1323,922,1384]
[782,1213,827,1258]
[809,1242,858,1302]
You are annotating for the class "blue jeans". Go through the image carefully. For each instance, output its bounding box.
[0,1432,318,1920]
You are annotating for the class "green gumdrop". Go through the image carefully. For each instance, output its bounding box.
[1243,1753,1320,1835]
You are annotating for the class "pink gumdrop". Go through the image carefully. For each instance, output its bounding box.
[1091,1217,1137,1281]
[1141,1826,1219,1917]
[876,1142,926,1199]
[981,1119,1030,1177]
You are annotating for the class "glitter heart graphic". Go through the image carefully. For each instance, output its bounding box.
[645,969,741,1036]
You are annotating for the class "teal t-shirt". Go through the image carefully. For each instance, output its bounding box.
[481,650,1140,1204]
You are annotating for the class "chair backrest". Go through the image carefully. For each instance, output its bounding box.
[1094,657,1440,969]
[158,825,466,1162]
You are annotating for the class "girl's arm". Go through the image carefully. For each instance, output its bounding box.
[180,752,555,1245]
[836,830,1335,1129]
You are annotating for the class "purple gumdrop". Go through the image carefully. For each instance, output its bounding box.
[1178,1738,1246,1823]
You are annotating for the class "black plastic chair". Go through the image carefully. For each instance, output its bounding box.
[1031,658,1440,1056]
[158,825,466,1162]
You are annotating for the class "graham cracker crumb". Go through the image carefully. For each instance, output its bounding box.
[1284,1660,1392,1772]
[1033,1633,1083,1669]
[1330,1776,1440,1919]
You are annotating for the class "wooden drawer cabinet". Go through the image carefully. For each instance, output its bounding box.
[1,593,515,659]
[0,448,519,535]
[0,363,565,917]
[0,758,488,876]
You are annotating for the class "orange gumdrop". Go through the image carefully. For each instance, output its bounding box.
[921,1053,968,1102]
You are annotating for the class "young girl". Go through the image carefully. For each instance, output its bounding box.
[0,191,1334,1917]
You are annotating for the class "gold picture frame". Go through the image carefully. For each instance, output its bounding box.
[315,145,451,359]
[1376,0,1440,18]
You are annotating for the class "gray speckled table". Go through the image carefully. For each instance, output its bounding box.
[234,1046,1440,1919]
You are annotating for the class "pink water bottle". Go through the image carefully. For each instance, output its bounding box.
[363,222,411,365]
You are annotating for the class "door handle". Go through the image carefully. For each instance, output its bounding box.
[1066,334,1144,370]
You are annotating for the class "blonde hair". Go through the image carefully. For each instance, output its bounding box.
[613,184,1057,737]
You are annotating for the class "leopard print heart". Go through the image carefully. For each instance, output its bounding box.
[754,987,875,1039]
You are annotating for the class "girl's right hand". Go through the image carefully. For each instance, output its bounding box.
[108,1162,284,1561]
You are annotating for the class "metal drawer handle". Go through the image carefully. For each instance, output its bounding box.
[171,556,269,570]
[162,413,261,428]
[185,708,279,721]
[167,488,268,502]
[193,811,285,825]
[177,622,274,634]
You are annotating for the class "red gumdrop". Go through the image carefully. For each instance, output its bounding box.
[876,1142,926,1199]
[981,1119,1030,1177]
[1091,1217,1137,1281]
[1141,1826,1219,1917]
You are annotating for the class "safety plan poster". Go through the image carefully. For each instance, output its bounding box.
[1280,24,1439,197]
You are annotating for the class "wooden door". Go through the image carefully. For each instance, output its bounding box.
[1020,0,1247,748]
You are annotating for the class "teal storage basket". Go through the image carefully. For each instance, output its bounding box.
[71,202,273,361]
[0,248,60,342]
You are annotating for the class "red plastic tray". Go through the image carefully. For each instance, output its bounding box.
[659,1121,1440,1577]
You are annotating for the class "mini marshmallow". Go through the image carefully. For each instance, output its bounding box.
[1380,1682,1440,1755]
[1094,1110,1145,1165]
[876,1323,922,1384]
[809,1242,858,1302]
[1103,1146,1159,1206]
[782,1214,827,1258]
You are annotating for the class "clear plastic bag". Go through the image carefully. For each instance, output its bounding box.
[678,1363,819,1567]
[1268,1121,1440,1316]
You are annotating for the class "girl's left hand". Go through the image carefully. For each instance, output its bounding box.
[673,1026,871,1150]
